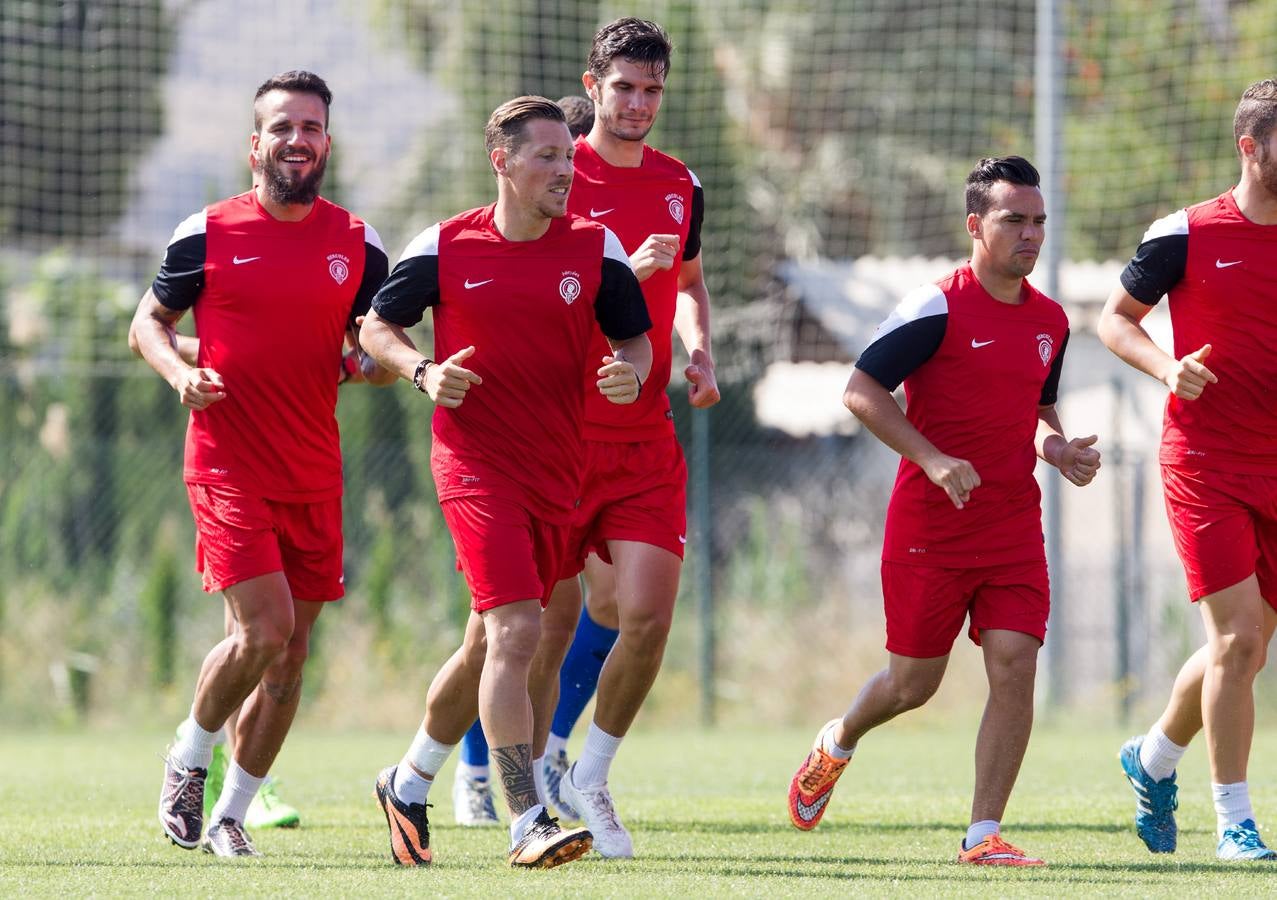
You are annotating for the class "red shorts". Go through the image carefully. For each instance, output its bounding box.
[186,482,344,601]
[441,495,569,612]
[1162,464,1277,606]
[561,436,687,579]
[881,558,1050,658]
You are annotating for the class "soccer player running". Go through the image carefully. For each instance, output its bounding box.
[360,96,652,869]
[1104,79,1277,862]
[451,92,602,829]
[522,18,721,857]
[787,157,1101,866]
[132,70,393,857]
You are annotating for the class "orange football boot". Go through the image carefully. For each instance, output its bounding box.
[787,719,850,830]
[375,765,433,866]
[957,833,1046,866]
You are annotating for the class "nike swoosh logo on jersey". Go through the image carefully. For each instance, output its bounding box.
[589,208,615,217]
[795,793,829,820]
[232,255,262,265]
[678,535,687,544]
[971,339,995,348]
[464,278,493,289]
[1216,259,1243,268]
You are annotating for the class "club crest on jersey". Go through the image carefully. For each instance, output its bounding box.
[666,193,685,225]
[1036,333,1054,367]
[559,271,582,305]
[327,253,351,285]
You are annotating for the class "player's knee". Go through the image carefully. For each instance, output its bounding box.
[1212,628,1266,677]
[889,673,941,710]
[487,615,542,667]
[621,605,673,651]
[234,620,290,666]
[987,651,1037,695]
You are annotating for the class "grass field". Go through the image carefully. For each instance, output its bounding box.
[4,722,1277,896]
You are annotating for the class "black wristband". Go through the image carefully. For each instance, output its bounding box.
[412,358,434,393]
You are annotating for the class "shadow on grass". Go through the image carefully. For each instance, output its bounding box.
[632,819,1132,836]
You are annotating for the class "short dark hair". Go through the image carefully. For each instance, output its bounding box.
[1234,79,1277,154]
[253,70,332,130]
[587,17,673,84]
[965,156,1040,216]
[484,95,567,169]
[556,95,594,138]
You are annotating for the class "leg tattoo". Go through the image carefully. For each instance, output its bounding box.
[491,744,538,816]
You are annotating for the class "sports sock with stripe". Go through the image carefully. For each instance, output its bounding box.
[511,803,545,845]
[171,712,219,771]
[1139,724,1187,782]
[573,722,622,788]
[459,717,489,767]
[964,819,999,850]
[211,761,264,825]
[1213,781,1254,838]
[532,755,549,806]
[395,726,455,805]
[821,722,855,760]
[551,608,618,740]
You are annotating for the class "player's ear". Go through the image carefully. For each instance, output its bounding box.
[490,146,508,176]
[966,211,982,239]
[1239,133,1257,164]
[582,71,599,104]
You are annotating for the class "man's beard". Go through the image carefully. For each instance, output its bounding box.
[1258,141,1277,198]
[599,108,653,143]
[257,151,328,205]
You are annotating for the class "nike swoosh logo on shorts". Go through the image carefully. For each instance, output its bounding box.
[1216,259,1243,268]
[589,208,615,217]
[971,339,995,348]
[232,255,262,265]
[464,278,493,289]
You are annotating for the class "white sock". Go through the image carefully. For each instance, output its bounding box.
[457,761,489,781]
[1213,781,1254,837]
[210,761,264,825]
[821,722,855,760]
[572,722,622,788]
[545,733,568,759]
[1139,725,1187,782]
[964,819,999,850]
[394,726,455,805]
[511,804,544,845]
[171,713,218,771]
[532,755,549,806]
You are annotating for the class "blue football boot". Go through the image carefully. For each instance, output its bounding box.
[1119,735,1178,853]
[1217,819,1277,861]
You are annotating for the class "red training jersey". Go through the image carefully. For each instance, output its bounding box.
[568,138,703,442]
[1120,190,1277,473]
[151,191,387,502]
[371,205,650,524]
[856,264,1070,567]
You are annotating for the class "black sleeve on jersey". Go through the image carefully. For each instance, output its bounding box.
[348,241,390,329]
[1119,234,1188,305]
[683,185,705,261]
[853,314,947,391]
[595,257,652,341]
[370,255,440,328]
[1039,328,1070,406]
[151,234,206,310]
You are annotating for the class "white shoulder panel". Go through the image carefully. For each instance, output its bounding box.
[398,223,441,263]
[870,283,948,342]
[1140,208,1189,243]
[168,210,207,245]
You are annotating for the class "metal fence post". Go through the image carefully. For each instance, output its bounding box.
[691,405,714,727]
